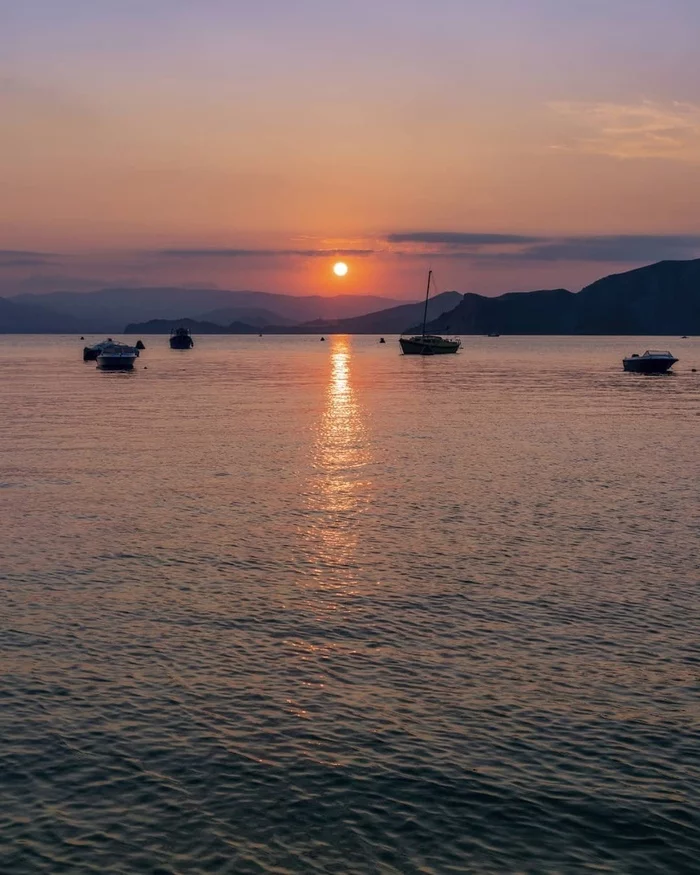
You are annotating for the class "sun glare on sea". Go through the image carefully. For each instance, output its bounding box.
[333,261,349,277]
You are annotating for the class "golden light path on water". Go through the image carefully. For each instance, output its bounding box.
[304,336,372,598]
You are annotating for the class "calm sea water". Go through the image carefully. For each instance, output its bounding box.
[1,334,699,874]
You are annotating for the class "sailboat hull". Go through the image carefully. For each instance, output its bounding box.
[399,336,461,355]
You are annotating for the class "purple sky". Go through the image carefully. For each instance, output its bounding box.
[3,0,700,297]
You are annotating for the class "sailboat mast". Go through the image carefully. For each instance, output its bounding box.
[421,270,432,337]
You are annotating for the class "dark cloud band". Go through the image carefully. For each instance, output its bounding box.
[386,232,542,246]
[158,248,375,258]
[384,232,700,263]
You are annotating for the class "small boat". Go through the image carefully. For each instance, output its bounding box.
[83,338,139,361]
[170,327,194,349]
[96,342,138,370]
[623,350,678,373]
[487,332,500,337]
[399,271,461,355]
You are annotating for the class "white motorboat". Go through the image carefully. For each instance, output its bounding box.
[622,350,677,374]
[84,339,140,362]
[96,342,139,370]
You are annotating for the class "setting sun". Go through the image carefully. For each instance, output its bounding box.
[333,261,349,277]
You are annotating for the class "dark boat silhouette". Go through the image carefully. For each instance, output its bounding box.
[83,338,119,361]
[96,342,138,370]
[170,327,194,349]
[399,271,460,355]
[623,350,677,373]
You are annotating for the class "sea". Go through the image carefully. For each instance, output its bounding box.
[1,334,699,874]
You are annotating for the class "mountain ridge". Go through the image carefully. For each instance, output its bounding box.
[9,287,405,332]
[123,291,464,335]
[3,259,699,334]
[421,259,700,335]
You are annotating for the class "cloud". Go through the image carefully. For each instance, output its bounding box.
[157,248,375,258]
[386,232,542,246]
[502,234,700,263]
[550,100,700,161]
[383,232,700,263]
[0,250,57,268]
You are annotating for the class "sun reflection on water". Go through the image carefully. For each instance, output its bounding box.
[304,336,372,590]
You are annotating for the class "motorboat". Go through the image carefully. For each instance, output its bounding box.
[84,338,113,361]
[399,270,461,355]
[84,339,139,361]
[623,350,678,373]
[96,342,139,370]
[170,327,194,349]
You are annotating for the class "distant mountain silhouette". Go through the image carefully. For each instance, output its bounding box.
[11,287,404,332]
[6,259,699,334]
[298,291,463,333]
[124,318,259,334]
[124,292,463,335]
[194,306,297,327]
[422,260,700,335]
[0,296,86,333]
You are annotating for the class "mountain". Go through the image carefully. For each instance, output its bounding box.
[124,291,463,335]
[11,287,404,332]
[298,291,463,333]
[124,318,259,334]
[571,258,700,334]
[7,259,700,334]
[423,260,700,335]
[194,306,296,327]
[421,288,576,334]
[0,297,87,333]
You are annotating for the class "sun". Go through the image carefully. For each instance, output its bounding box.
[333,261,349,277]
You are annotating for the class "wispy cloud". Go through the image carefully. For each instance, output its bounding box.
[550,100,700,161]
[0,250,57,268]
[158,248,375,259]
[504,234,700,263]
[386,232,542,246]
[383,232,700,263]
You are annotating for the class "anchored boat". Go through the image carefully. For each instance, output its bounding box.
[623,350,678,373]
[399,271,461,355]
[170,327,194,349]
[84,339,139,362]
[96,342,139,370]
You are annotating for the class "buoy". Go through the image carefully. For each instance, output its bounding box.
[320,337,325,341]
[135,339,145,350]
[692,368,697,373]
[379,337,386,343]
[80,336,84,340]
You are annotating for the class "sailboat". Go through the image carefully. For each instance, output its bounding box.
[399,270,461,355]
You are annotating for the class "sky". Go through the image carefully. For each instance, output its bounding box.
[2,0,700,298]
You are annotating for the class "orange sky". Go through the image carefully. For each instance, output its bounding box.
[2,1,700,297]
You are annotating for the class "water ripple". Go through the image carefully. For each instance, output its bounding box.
[1,334,699,873]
